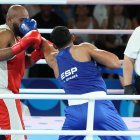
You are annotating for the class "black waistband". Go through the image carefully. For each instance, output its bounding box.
[135,75,140,80]
[135,75,140,93]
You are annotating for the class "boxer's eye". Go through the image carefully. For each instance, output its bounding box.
[20,18,28,23]
[20,18,25,22]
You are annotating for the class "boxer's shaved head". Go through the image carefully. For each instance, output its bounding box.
[6,5,29,19]
[6,5,29,37]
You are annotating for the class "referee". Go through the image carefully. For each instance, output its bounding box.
[123,26,140,116]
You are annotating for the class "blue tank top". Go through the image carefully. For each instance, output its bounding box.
[56,47,107,94]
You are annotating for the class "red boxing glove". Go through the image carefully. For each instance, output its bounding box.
[31,49,44,62]
[11,30,41,54]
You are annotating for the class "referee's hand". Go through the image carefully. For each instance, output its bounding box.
[124,84,138,104]
[124,84,137,95]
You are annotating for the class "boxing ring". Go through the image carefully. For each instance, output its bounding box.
[1,0,140,140]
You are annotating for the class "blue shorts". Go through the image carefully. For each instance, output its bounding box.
[59,100,132,140]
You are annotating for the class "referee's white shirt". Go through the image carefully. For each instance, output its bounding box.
[124,26,140,76]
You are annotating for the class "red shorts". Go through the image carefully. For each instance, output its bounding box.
[0,89,26,140]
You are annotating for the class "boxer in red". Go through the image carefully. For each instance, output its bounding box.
[0,5,43,140]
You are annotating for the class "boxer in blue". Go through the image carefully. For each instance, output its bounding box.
[42,26,132,140]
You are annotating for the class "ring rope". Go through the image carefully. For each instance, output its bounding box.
[0,93,139,100]
[39,29,134,35]
[0,130,140,136]
[0,0,140,5]
[37,59,124,65]
[19,89,124,94]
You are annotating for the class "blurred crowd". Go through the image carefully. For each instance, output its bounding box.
[1,4,140,78]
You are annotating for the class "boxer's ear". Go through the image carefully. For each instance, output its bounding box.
[53,44,58,49]
[71,34,75,42]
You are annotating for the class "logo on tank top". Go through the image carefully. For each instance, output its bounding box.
[61,67,78,82]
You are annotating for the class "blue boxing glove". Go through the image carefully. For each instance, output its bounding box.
[19,18,37,35]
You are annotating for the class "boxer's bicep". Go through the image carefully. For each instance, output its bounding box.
[0,29,14,49]
[0,30,16,61]
[85,43,120,68]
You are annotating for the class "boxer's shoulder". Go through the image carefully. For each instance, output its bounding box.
[0,28,15,48]
[0,24,13,34]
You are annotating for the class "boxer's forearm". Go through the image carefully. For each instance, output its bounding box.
[123,55,135,86]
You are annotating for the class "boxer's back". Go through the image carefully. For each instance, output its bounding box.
[56,45,106,94]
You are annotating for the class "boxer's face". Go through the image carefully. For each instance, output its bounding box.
[10,9,29,37]
[12,18,25,37]
[13,18,29,37]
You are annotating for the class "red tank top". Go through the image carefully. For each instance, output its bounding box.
[7,51,25,93]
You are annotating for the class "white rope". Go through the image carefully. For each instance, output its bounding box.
[0,130,140,136]
[67,0,140,5]
[39,29,133,35]
[37,59,124,65]
[19,89,65,94]
[36,59,46,64]
[1,0,140,5]
[0,0,66,4]
[0,93,140,100]
[19,89,123,94]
